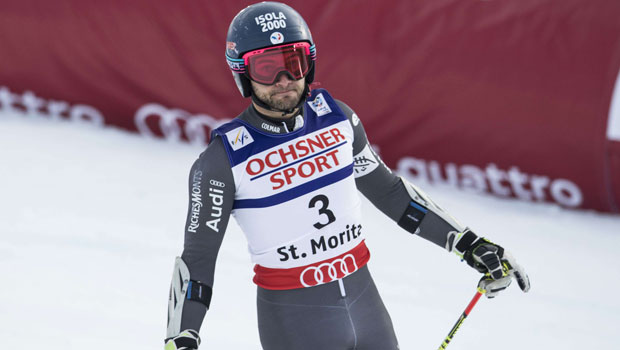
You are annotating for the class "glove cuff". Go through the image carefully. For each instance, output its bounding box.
[448,229,485,271]
[165,329,201,350]
[454,229,479,254]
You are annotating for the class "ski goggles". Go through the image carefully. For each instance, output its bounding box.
[227,42,316,85]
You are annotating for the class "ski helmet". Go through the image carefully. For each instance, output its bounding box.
[225,2,316,97]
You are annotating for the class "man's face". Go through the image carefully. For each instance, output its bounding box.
[251,74,305,112]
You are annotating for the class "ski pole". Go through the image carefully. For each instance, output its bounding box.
[437,287,484,350]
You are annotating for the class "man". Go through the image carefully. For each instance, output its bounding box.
[165,2,530,349]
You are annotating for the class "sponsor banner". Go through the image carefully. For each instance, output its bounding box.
[0,86,104,126]
[0,86,228,147]
[607,69,620,142]
[135,103,230,146]
[1,1,619,212]
[606,69,620,212]
[396,157,583,208]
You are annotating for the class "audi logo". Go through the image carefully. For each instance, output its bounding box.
[209,179,225,187]
[299,254,358,287]
[134,103,230,146]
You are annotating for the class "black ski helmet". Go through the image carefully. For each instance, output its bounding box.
[225,2,316,97]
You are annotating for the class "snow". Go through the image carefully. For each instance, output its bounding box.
[1,112,619,349]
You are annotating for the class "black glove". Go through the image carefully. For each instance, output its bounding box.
[165,329,201,350]
[448,229,530,298]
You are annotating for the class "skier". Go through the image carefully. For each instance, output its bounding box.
[165,2,530,349]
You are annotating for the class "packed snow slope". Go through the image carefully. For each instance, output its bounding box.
[1,113,619,350]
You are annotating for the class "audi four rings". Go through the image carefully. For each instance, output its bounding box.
[299,254,358,287]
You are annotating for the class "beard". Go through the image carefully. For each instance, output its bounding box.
[252,82,304,112]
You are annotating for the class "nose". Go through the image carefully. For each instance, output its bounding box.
[274,71,294,85]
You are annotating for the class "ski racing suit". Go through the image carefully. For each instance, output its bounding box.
[167,88,468,350]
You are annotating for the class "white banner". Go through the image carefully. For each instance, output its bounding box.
[607,69,620,141]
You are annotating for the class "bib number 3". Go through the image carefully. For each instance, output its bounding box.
[308,195,336,229]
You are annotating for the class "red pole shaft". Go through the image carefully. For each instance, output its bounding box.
[464,289,483,315]
[437,289,484,350]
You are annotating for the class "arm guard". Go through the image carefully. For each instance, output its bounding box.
[167,257,213,338]
[398,176,468,250]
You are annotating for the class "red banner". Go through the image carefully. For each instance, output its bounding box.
[1,0,619,212]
